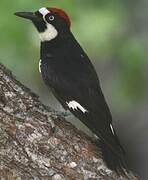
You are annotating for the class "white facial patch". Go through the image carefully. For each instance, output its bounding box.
[38,7,58,41]
[39,23,58,41]
[66,100,88,113]
[39,59,42,73]
[39,7,50,16]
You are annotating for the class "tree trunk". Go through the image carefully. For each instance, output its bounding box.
[0,63,138,180]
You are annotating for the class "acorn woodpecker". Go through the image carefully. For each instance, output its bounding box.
[15,7,127,174]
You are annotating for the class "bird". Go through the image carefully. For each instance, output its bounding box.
[15,7,128,174]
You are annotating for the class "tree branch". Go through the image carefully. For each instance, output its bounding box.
[0,63,137,179]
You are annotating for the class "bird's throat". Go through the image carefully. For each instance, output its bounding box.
[39,23,58,42]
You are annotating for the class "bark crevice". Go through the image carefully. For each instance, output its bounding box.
[0,63,138,179]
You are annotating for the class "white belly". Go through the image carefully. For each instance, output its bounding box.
[39,59,42,73]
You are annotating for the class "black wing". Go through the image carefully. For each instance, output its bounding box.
[40,36,113,138]
[40,35,126,168]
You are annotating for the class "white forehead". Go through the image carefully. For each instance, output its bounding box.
[39,7,50,16]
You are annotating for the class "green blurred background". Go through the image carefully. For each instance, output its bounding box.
[0,0,148,179]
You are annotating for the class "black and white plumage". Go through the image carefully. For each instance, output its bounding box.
[15,7,128,174]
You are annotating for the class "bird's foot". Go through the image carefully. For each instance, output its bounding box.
[60,111,71,117]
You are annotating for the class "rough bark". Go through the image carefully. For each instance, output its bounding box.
[0,63,138,180]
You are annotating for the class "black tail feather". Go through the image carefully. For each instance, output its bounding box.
[99,139,128,175]
[93,126,129,176]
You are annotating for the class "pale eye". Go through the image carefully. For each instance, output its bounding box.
[49,15,55,21]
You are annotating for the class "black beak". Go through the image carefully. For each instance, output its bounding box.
[14,12,37,20]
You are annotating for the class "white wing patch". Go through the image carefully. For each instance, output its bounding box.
[66,100,88,113]
[39,59,42,73]
[110,124,115,135]
[39,7,50,16]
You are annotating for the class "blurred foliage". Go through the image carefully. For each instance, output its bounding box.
[0,0,148,178]
[0,0,147,112]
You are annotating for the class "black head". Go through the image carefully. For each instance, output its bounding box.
[15,7,71,41]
